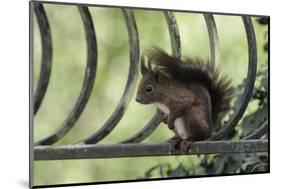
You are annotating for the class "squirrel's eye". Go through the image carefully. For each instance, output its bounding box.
[145,85,153,93]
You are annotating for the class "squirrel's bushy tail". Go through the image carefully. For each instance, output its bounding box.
[145,48,232,124]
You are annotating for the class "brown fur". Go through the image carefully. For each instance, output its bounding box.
[136,48,232,153]
[144,48,232,124]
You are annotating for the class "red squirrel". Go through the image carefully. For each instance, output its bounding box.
[135,48,231,153]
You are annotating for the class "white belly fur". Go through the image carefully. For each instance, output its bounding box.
[155,103,187,139]
[174,117,188,139]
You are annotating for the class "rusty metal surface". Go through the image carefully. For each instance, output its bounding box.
[34,140,268,160]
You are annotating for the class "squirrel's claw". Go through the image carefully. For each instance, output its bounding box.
[156,109,168,124]
[169,137,182,154]
[180,139,192,154]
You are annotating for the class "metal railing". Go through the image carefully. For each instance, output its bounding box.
[31,2,268,160]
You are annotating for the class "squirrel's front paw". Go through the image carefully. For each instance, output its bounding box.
[161,115,168,124]
[167,122,175,130]
[157,110,168,124]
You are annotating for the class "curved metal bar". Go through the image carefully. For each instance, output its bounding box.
[81,9,140,145]
[120,114,161,143]
[243,119,268,140]
[34,3,52,115]
[210,16,257,140]
[35,6,98,146]
[204,14,220,65]
[119,12,181,144]
[164,11,181,58]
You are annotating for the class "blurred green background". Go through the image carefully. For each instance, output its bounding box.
[33,3,267,186]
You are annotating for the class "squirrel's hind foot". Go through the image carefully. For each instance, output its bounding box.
[180,139,192,154]
[169,137,182,154]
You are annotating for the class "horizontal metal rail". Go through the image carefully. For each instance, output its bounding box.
[34,140,268,160]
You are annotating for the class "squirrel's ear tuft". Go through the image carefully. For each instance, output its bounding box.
[141,55,148,75]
